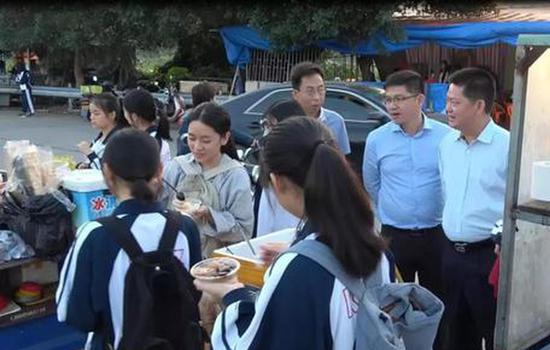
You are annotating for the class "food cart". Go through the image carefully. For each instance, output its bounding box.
[0,141,114,349]
[495,34,550,349]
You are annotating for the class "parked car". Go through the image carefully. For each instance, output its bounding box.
[221,82,392,174]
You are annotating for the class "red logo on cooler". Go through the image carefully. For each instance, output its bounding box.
[91,196,107,212]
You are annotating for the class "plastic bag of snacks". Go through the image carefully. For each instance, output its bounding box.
[0,141,75,260]
[3,141,60,198]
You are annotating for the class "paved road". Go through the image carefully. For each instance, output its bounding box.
[0,107,179,169]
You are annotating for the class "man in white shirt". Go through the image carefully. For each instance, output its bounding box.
[290,62,351,155]
[438,67,509,350]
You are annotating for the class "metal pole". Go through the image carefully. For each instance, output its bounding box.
[229,66,239,96]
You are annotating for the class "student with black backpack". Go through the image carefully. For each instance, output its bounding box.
[56,129,204,350]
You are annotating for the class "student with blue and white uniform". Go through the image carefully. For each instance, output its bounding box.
[76,93,128,169]
[255,99,304,237]
[14,61,35,118]
[123,88,172,169]
[194,117,387,349]
[56,129,201,350]
[291,61,351,155]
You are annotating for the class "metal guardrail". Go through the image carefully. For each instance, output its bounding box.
[0,85,231,104]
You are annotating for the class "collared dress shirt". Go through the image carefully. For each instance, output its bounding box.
[319,107,351,155]
[363,116,451,229]
[438,119,510,242]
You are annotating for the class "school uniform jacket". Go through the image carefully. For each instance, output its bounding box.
[210,222,391,350]
[55,199,201,350]
[86,125,124,169]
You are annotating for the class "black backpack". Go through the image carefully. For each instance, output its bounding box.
[97,210,205,350]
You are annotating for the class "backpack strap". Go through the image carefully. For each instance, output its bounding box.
[285,239,367,299]
[158,210,181,251]
[97,216,143,261]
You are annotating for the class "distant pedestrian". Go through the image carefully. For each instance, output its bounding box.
[14,62,35,118]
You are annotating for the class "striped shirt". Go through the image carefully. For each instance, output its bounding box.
[55,199,201,350]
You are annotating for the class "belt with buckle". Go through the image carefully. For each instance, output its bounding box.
[450,239,493,254]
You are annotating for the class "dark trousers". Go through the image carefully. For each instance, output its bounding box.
[381,224,447,350]
[441,237,497,350]
[381,224,445,298]
[20,87,34,115]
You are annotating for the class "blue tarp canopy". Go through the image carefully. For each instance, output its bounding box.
[220,22,550,67]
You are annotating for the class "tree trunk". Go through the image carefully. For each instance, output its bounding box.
[357,56,375,81]
[73,49,84,87]
[117,46,138,90]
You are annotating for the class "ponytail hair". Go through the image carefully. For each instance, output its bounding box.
[102,128,161,203]
[262,117,385,278]
[154,100,172,141]
[122,88,171,141]
[188,102,239,160]
[129,178,155,202]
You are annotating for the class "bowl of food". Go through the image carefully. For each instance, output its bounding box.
[190,257,240,281]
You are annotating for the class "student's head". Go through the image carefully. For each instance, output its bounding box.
[122,88,170,140]
[446,67,495,132]
[262,117,385,278]
[262,99,306,133]
[191,82,216,107]
[383,70,425,126]
[89,93,128,132]
[290,61,326,118]
[102,129,161,203]
[187,102,238,167]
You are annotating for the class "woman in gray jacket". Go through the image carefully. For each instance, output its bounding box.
[161,102,254,258]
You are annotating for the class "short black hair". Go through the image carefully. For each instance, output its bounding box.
[384,70,424,95]
[290,61,324,90]
[264,99,306,123]
[448,67,496,114]
[191,82,216,107]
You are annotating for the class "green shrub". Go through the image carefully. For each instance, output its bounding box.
[166,66,191,83]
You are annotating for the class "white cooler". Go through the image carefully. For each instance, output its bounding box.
[62,169,117,228]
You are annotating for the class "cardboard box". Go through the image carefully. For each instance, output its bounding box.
[211,228,295,288]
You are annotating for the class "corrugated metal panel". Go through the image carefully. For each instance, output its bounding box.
[405,41,514,91]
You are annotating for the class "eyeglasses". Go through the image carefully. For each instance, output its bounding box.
[382,94,419,105]
[298,86,326,97]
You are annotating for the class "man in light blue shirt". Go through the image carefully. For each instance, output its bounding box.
[363,70,449,350]
[291,62,351,155]
[438,67,509,350]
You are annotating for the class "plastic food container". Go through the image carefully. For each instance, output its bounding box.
[190,257,240,281]
[211,228,296,287]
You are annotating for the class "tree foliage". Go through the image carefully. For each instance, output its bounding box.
[242,0,498,51]
[0,1,499,86]
[0,3,199,87]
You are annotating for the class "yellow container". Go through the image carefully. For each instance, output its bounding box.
[211,250,267,288]
[211,228,295,288]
